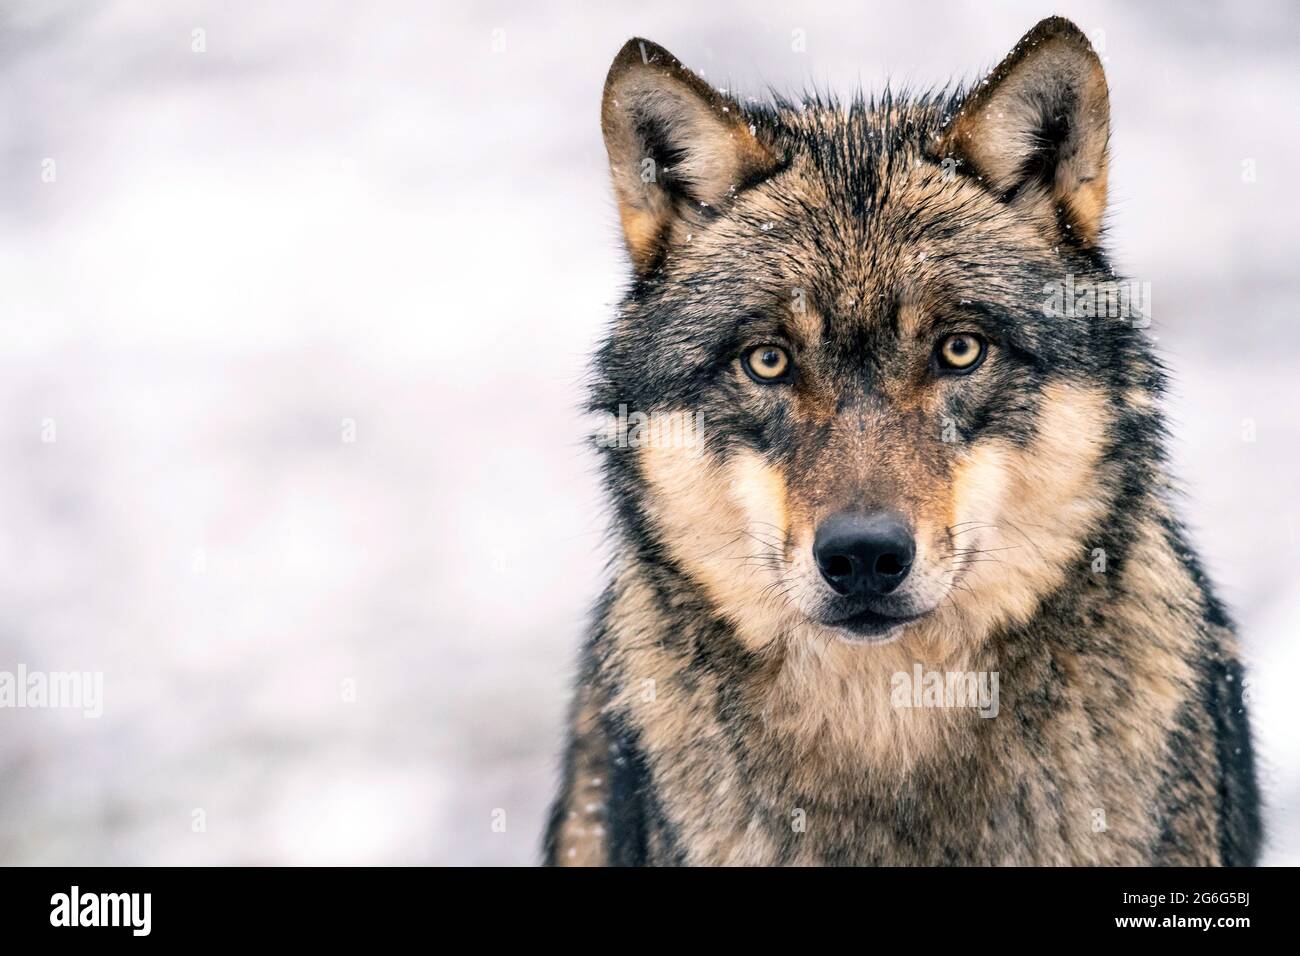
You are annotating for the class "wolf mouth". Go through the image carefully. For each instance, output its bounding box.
[822,606,922,641]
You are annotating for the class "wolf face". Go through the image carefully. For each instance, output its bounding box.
[550,18,1260,868]
[592,20,1156,654]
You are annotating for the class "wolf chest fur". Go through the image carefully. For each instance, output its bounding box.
[545,17,1260,866]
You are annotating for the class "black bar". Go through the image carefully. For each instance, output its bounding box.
[0,866,1286,941]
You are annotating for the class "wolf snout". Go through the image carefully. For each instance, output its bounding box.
[813,511,915,597]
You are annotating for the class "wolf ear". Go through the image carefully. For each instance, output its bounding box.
[938,17,1110,246]
[602,38,780,274]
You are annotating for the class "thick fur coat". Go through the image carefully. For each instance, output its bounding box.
[545,18,1261,866]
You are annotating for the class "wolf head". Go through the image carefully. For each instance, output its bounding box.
[592,19,1162,651]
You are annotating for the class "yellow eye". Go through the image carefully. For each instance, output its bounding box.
[937,333,984,372]
[744,345,791,382]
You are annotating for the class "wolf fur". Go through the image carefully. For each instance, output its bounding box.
[545,17,1261,866]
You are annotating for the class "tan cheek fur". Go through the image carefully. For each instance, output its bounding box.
[637,440,799,650]
[917,381,1114,643]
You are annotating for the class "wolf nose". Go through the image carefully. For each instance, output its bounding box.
[813,511,915,597]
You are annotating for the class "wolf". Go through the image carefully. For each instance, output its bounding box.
[545,17,1261,866]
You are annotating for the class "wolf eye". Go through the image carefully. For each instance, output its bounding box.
[935,333,985,373]
[744,345,792,382]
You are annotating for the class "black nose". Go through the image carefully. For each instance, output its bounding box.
[813,511,915,596]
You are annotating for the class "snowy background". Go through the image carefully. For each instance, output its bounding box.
[0,0,1296,865]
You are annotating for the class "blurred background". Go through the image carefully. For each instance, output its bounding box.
[0,0,1296,865]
